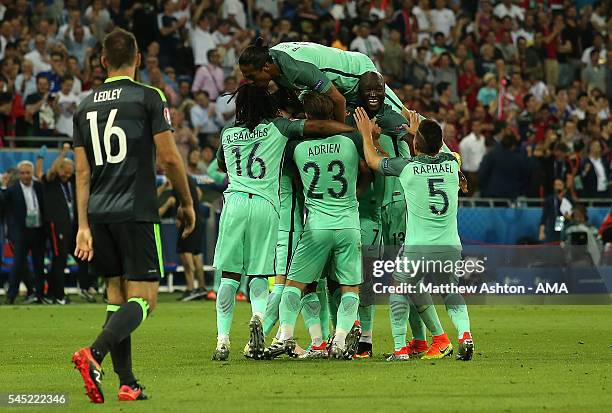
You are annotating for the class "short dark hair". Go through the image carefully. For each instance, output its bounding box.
[60,75,73,85]
[102,28,138,70]
[436,81,450,96]
[0,91,13,105]
[207,48,218,61]
[522,93,534,106]
[35,73,49,83]
[303,91,334,120]
[415,119,443,155]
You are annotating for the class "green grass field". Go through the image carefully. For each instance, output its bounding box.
[1,297,611,412]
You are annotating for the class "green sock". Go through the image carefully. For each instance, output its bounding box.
[358,304,375,344]
[444,293,471,337]
[248,277,269,320]
[329,287,342,329]
[408,303,427,341]
[213,269,222,292]
[389,293,408,350]
[239,276,248,295]
[301,292,323,346]
[316,279,331,340]
[216,278,239,342]
[333,292,359,347]
[263,284,284,336]
[278,286,301,341]
[412,293,444,336]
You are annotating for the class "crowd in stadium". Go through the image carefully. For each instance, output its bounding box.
[0,1,611,304]
[0,0,610,199]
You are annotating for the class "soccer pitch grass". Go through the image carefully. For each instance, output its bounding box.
[1,299,611,412]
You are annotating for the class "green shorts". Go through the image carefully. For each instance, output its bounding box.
[213,192,279,276]
[360,217,382,259]
[287,229,362,286]
[275,229,302,275]
[382,200,407,248]
[393,250,462,284]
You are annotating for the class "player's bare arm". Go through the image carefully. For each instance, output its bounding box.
[154,130,196,239]
[326,85,347,124]
[303,118,354,136]
[74,146,93,262]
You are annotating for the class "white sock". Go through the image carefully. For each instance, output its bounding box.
[252,312,263,320]
[217,334,230,345]
[360,331,372,344]
[279,324,294,341]
[309,324,323,347]
[333,329,348,348]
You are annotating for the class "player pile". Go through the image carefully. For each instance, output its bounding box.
[212,40,474,363]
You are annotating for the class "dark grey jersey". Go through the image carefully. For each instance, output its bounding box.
[73,76,173,223]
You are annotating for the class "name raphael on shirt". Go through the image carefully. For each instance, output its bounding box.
[412,162,454,175]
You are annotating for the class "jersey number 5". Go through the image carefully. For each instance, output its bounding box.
[428,178,449,215]
[87,109,127,166]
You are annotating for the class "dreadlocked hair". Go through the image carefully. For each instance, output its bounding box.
[232,83,279,131]
[238,37,271,69]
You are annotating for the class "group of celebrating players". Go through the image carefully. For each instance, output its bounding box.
[69,28,473,404]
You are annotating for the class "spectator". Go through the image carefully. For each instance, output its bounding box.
[412,0,433,44]
[479,134,529,199]
[350,23,384,70]
[459,119,486,196]
[24,34,51,75]
[0,160,45,304]
[55,76,80,137]
[190,91,222,147]
[539,12,563,87]
[186,148,204,175]
[544,142,571,195]
[382,29,404,85]
[176,78,196,111]
[190,8,216,67]
[432,53,458,103]
[216,76,238,126]
[192,49,225,101]
[477,73,498,107]
[580,140,610,198]
[458,59,481,110]
[84,0,112,43]
[512,11,536,45]
[14,59,37,101]
[429,0,455,40]
[158,0,187,69]
[65,25,96,70]
[25,74,56,136]
[493,0,524,21]
[172,108,199,165]
[198,146,215,173]
[517,36,542,80]
[223,0,247,30]
[539,178,574,242]
[581,33,606,67]
[581,50,606,93]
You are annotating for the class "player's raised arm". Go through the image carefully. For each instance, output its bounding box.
[303,118,354,137]
[74,146,93,261]
[354,107,384,173]
[154,130,195,239]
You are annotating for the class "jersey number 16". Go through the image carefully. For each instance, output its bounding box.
[87,109,127,166]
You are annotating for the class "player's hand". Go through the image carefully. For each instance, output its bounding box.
[75,227,94,262]
[458,170,468,194]
[353,107,372,140]
[177,205,196,239]
[403,110,422,136]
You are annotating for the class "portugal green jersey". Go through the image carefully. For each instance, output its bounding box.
[278,162,304,232]
[218,118,305,212]
[380,152,461,251]
[286,133,362,230]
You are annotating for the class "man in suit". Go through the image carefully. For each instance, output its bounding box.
[580,140,610,199]
[39,144,93,304]
[0,160,46,304]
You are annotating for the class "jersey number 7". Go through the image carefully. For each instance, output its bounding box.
[87,109,127,166]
